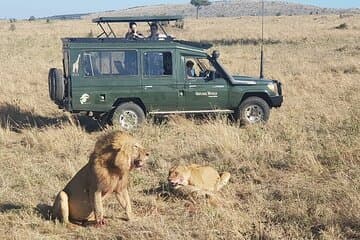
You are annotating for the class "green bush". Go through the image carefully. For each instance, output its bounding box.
[335,23,348,29]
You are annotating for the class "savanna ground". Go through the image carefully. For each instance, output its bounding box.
[0,14,359,239]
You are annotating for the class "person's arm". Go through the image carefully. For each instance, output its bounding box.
[134,32,144,39]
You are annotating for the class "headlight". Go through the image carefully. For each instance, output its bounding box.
[267,82,278,95]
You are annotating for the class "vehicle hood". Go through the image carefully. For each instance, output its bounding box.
[230,75,273,85]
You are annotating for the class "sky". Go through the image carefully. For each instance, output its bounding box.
[1,0,359,19]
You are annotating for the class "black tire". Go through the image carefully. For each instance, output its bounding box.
[110,102,145,130]
[48,68,64,102]
[236,97,270,125]
[48,68,56,101]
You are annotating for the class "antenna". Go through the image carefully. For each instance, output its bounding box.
[259,0,264,79]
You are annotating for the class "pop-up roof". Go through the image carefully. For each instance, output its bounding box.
[92,15,184,38]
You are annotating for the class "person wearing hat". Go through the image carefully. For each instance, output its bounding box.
[125,22,144,40]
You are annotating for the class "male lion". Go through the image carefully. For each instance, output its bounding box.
[52,130,149,225]
[167,164,230,203]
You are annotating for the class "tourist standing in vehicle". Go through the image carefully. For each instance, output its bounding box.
[147,23,167,40]
[125,22,144,40]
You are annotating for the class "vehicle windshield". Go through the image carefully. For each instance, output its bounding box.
[186,54,233,80]
[209,55,231,79]
[197,58,216,72]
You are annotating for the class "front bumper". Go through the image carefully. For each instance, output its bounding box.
[270,80,283,107]
[270,95,283,108]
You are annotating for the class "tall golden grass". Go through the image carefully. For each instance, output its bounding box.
[0,14,359,239]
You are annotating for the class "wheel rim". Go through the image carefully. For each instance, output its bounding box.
[119,110,138,130]
[244,105,264,123]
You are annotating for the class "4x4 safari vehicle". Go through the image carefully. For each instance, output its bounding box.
[48,16,283,129]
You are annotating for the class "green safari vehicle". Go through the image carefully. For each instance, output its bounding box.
[48,16,283,129]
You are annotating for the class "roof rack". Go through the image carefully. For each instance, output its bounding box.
[92,15,184,39]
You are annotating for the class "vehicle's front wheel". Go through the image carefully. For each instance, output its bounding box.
[236,97,270,125]
[110,102,145,130]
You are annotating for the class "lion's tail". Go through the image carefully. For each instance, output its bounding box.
[216,172,231,191]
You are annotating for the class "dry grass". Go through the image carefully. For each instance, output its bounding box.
[0,14,359,239]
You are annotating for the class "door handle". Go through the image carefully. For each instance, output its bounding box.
[144,85,153,89]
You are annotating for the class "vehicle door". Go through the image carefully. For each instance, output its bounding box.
[179,56,229,111]
[141,50,179,112]
[71,50,141,112]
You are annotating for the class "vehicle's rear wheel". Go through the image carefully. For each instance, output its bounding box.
[236,97,270,125]
[110,102,145,130]
[48,68,64,102]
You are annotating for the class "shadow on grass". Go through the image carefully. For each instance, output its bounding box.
[0,103,235,133]
[75,116,104,132]
[0,102,103,133]
[35,203,100,227]
[0,203,25,213]
[143,181,173,201]
[151,113,234,126]
[35,203,52,220]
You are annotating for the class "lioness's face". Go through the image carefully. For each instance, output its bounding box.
[130,143,149,169]
[168,166,190,188]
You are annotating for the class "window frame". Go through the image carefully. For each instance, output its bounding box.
[142,50,174,78]
[81,50,139,78]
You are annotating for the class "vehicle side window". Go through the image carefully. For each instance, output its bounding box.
[184,57,201,78]
[184,56,216,79]
[143,51,172,76]
[82,50,138,77]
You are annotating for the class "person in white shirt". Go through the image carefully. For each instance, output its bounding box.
[147,23,167,40]
[186,60,196,78]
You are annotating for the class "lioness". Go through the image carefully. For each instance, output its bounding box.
[52,130,149,225]
[168,164,230,203]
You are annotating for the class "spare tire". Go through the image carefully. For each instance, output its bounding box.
[48,68,56,101]
[48,68,64,102]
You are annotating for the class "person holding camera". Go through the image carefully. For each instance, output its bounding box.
[125,22,144,40]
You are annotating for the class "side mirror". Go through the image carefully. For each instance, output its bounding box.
[212,50,220,60]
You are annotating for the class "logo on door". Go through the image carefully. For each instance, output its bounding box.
[80,93,90,104]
